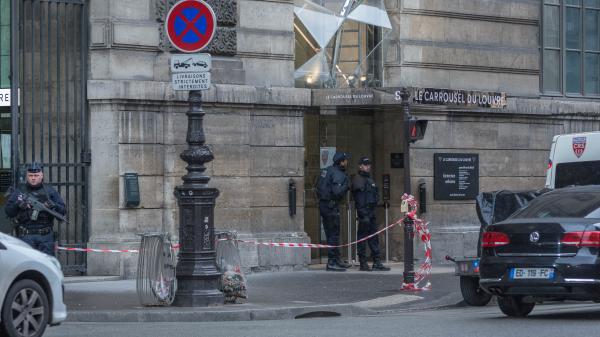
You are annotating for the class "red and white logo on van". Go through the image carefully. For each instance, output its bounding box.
[572,137,587,158]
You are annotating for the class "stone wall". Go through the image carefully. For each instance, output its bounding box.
[386,0,540,95]
[87,82,311,277]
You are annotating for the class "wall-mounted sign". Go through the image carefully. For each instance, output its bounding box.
[434,153,479,200]
[398,88,507,109]
[390,153,404,169]
[0,89,11,107]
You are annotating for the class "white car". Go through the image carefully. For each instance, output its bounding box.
[0,232,67,337]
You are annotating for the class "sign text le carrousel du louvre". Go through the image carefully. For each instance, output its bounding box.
[434,153,479,200]
[400,88,507,109]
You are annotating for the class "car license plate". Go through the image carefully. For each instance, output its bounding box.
[510,268,555,280]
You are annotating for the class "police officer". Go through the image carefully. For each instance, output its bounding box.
[317,151,351,271]
[352,157,390,271]
[5,162,66,256]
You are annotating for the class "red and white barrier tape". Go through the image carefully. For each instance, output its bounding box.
[55,194,432,292]
[55,244,182,253]
[56,246,139,253]
[55,221,402,253]
[236,218,404,249]
[400,193,432,292]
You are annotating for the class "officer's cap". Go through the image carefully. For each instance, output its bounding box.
[358,157,371,165]
[333,151,350,164]
[27,162,43,173]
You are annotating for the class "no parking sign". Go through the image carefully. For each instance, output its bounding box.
[166,0,217,53]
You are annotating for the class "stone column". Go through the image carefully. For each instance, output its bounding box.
[173,90,224,307]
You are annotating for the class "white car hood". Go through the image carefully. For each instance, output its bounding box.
[0,232,32,249]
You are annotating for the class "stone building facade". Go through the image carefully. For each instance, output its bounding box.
[3,0,600,277]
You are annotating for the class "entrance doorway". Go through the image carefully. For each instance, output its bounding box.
[304,107,376,263]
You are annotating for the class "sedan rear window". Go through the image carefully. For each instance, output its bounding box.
[511,192,600,219]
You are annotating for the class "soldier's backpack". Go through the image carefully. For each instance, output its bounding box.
[316,168,332,201]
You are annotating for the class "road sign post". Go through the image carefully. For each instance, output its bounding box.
[166,0,223,307]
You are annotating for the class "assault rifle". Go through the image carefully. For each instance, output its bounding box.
[8,187,68,224]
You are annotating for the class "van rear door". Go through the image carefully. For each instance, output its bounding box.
[547,132,600,189]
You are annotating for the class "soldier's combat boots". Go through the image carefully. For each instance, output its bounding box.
[336,257,352,269]
[372,258,391,271]
[359,257,371,271]
[326,259,346,272]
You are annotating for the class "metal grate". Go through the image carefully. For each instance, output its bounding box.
[16,0,89,274]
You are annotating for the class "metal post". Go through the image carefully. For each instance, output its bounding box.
[385,202,389,264]
[354,210,358,263]
[173,90,224,307]
[10,0,19,187]
[346,193,352,264]
[400,88,415,285]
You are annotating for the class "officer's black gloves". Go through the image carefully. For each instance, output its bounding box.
[16,196,29,210]
[44,200,56,210]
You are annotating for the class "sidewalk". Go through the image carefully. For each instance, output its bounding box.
[64,263,462,322]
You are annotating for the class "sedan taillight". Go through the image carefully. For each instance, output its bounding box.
[561,231,600,247]
[482,231,510,248]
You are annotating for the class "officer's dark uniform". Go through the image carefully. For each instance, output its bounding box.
[317,152,351,271]
[5,163,66,256]
[352,157,390,271]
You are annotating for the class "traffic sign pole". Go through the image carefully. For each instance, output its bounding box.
[166,0,224,307]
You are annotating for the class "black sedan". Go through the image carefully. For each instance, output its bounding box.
[479,185,600,317]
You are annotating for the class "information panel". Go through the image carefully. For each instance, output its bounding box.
[382,174,391,201]
[434,153,479,200]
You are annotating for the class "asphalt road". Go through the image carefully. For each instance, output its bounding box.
[45,302,600,337]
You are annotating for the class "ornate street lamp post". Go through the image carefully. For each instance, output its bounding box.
[173,90,224,306]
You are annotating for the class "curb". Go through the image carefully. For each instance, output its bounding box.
[65,303,375,323]
[64,276,122,284]
[65,295,463,323]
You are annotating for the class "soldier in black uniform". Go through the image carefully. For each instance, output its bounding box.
[5,163,66,256]
[317,151,351,271]
[352,157,390,271]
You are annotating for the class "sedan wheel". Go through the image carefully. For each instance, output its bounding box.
[459,276,492,306]
[497,295,535,317]
[1,279,49,337]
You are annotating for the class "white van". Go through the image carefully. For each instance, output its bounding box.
[545,131,600,189]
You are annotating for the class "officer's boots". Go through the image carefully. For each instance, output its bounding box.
[372,257,391,271]
[336,257,352,269]
[359,257,371,271]
[326,259,346,272]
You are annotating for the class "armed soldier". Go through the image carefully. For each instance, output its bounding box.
[317,151,351,272]
[352,157,390,271]
[5,163,66,256]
